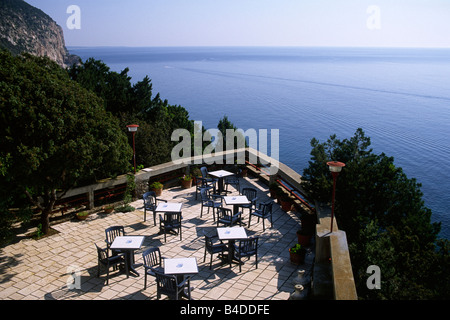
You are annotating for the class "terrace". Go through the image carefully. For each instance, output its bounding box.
[0,148,356,301]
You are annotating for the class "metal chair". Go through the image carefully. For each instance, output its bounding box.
[233,237,259,272]
[159,212,182,242]
[95,243,128,284]
[239,187,258,215]
[143,191,167,225]
[142,247,164,290]
[248,200,274,231]
[203,235,228,269]
[200,188,223,220]
[216,207,242,227]
[154,271,191,300]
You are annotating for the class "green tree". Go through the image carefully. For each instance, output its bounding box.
[301,128,449,299]
[68,58,196,167]
[0,51,132,235]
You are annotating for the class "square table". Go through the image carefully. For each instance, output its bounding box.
[224,195,250,214]
[155,202,182,213]
[164,257,198,299]
[164,257,198,276]
[208,170,235,194]
[217,227,248,265]
[110,236,145,276]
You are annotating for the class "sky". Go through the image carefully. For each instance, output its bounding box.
[26,0,450,48]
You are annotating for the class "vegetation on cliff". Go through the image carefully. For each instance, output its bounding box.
[302,128,449,299]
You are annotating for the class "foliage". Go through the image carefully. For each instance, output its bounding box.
[0,50,132,234]
[180,174,193,181]
[149,181,163,190]
[301,128,449,299]
[68,58,196,167]
[290,243,304,254]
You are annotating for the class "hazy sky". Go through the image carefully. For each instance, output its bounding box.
[26,0,450,48]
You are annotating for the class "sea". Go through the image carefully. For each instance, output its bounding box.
[68,46,450,240]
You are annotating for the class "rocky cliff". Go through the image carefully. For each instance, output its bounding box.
[0,0,79,68]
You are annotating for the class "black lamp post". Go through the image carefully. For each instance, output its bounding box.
[127,124,139,174]
[326,161,345,233]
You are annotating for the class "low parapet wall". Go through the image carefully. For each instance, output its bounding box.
[315,203,358,300]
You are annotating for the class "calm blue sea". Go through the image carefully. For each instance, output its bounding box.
[69,46,450,240]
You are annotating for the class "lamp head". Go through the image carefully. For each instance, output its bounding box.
[327,161,345,173]
[126,124,139,132]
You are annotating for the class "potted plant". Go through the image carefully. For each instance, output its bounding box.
[180,174,193,189]
[76,211,89,221]
[297,229,312,246]
[269,182,279,198]
[102,205,114,214]
[149,181,163,196]
[289,243,306,265]
[280,193,293,212]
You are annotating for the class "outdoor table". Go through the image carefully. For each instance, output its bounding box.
[223,195,250,214]
[208,170,235,194]
[164,257,198,298]
[217,227,248,265]
[110,235,145,277]
[155,202,182,213]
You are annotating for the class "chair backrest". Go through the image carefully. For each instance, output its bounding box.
[95,243,108,261]
[162,212,182,225]
[143,191,156,207]
[200,187,210,201]
[260,200,274,215]
[204,235,214,250]
[155,271,178,296]
[142,247,162,268]
[105,226,125,247]
[216,207,232,219]
[242,187,257,201]
[237,237,259,254]
[200,167,208,179]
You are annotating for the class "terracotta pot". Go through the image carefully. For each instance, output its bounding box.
[102,206,114,214]
[181,179,193,189]
[76,213,88,221]
[297,231,312,246]
[289,249,305,265]
[152,188,163,197]
[281,200,293,212]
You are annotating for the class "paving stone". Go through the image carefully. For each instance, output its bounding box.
[0,176,314,300]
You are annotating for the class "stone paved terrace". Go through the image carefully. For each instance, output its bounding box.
[0,176,314,301]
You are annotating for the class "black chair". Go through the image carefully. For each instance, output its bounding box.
[200,188,223,220]
[95,243,128,285]
[233,237,259,272]
[142,247,164,290]
[203,235,228,269]
[200,166,217,191]
[248,200,274,231]
[216,207,242,227]
[143,191,167,225]
[105,226,125,255]
[154,271,191,300]
[195,177,215,200]
[159,212,182,242]
[239,187,258,215]
[224,171,241,194]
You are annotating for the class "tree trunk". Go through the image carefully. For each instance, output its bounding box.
[40,208,51,235]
